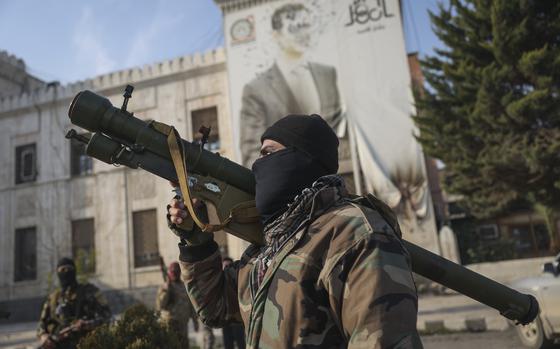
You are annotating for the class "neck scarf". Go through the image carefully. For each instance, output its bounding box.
[254,175,348,287]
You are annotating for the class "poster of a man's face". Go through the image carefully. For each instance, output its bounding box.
[272,4,315,55]
[225,0,440,252]
[233,2,343,167]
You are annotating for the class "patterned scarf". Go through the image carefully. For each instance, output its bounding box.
[254,175,348,287]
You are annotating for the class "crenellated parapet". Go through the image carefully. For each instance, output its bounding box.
[0,50,26,71]
[214,0,274,13]
[0,48,226,114]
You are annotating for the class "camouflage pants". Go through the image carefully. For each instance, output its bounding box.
[168,319,190,349]
[202,325,215,349]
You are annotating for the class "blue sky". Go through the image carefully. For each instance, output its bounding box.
[0,0,445,84]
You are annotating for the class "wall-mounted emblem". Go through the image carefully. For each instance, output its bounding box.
[230,16,256,45]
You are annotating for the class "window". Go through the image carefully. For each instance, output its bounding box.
[72,219,95,273]
[14,227,37,281]
[476,224,500,240]
[191,107,220,152]
[70,137,92,176]
[448,202,467,218]
[509,223,550,257]
[533,223,550,251]
[511,225,534,254]
[132,209,159,267]
[15,143,37,184]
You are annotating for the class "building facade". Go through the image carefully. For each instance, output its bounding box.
[0,50,44,98]
[0,49,249,317]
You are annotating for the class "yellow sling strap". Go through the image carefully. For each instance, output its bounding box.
[166,127,231,233]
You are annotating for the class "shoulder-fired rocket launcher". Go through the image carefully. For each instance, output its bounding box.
[66,87,539,326]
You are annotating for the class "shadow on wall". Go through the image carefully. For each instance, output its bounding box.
[0,284,159,324]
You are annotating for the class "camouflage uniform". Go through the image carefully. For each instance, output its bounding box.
[156,281,197,348]
[177,181,423,348]
[37,283,111,348]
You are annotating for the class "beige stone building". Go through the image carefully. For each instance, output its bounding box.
[0,51,44,98]
[0,49,250,319]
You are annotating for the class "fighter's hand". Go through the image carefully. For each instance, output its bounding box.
[168,198,187,225]
[167,183,212,246]
[167,179,208,225]
[40,334,56,349]
[74,319,93,331]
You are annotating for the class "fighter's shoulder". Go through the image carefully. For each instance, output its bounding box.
[46,288,62,303]
[78,283,101,298]
[80,283,110,307]
[316,202,409,277]
[319,201,398,238]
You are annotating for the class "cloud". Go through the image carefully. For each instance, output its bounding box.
[124,1,184,67]
[72,6,116,76]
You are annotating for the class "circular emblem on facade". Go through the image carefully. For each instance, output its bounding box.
[230,17,255,44]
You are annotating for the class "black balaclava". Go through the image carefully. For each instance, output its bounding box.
[57,257,77,289]
[252,114,339,223]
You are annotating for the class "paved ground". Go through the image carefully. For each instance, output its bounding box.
[421,328,526,349]
[0,293,526,348]
[1,326,528,349]
[418,293,509,331]
[0,323,528,349]
[1,328,527,349]
[0,322,36,349]
[0,321,221,349]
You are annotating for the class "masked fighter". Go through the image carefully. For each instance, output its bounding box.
[167,115,422,348]
[37,257,111,349]
[156,261,198,348]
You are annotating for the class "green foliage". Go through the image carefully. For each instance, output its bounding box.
[78,304,181,349]
[465,239,518,263]
[451,218,517,263]
[415,0,560,250]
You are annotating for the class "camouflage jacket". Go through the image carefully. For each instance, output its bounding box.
[37,283,111,340]
[156,280,196,324]
[179,189,422,348]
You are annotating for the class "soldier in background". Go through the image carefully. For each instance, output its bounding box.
[37,257,111,349]
[156,261,198,348]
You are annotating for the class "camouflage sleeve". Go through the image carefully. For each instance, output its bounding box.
[186,293,198,323]
[323,213,423,348]
[178,241,241,328]
[156,284,170,311]
[88,286,112,324]
[37,298,51,338]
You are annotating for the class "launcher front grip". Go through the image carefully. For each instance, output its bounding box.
[67,89,539,326]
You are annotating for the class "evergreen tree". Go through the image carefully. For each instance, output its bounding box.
[415,0,560,251]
